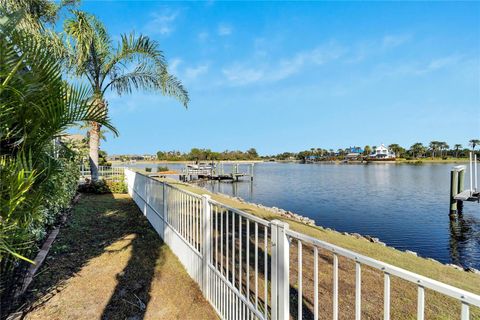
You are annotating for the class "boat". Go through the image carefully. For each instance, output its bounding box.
[187,162,216,170]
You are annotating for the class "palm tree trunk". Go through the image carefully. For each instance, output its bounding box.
[89,96,106,181]
[89,121,101,181]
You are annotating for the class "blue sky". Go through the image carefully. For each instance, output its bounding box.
[78,1,479,155]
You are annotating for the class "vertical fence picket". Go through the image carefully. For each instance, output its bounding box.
[384,273,390,320]
[239,215,243,294]
[232,210,235,286]
[355,262,361,320]
[255,222,259,310]
[333,253,339,320]
[264,226,268,320]
[202,194,211,296]
[417,286,424,320]
[247,220,250,304]
[298,240,303,320]
[226,209,229,283]
[221,208,224,277]
[314,246,318,320]
[461,302,469,320]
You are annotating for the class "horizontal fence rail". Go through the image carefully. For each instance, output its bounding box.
[123,169,480,320]
[79,165,124,180]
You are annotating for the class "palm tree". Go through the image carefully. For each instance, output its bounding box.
[388,144,403,158]
[63,10,189,180]
[1,10,115,261]
[429,141,440,158]
[454,144,462,158]
[410,143,425,158]
[364,145,372,156]
[441,142,449,157]
[469,139,480,151]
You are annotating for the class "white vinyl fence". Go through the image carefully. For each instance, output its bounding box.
[124,168,480,320]
[79,165,124,180]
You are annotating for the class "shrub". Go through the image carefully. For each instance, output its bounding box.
[145,167,152,172]
[105,180,128,193]
[78,179,127,194]
[157,166,169,172]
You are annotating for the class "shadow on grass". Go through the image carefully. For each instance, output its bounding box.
[20,192,165,320]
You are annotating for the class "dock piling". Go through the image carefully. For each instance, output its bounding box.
[450,169,459,216]
[458,168,465,213]
[469,152,473,196]
[475,153,478,192]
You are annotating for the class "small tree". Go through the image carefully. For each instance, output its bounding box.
[409,143,425,158]
[469,139,480,151]
[454,144,462,158]
[364,145,372,156]
[429,141,440,158]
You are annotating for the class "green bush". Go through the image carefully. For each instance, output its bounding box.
[157,166,169,172]
[105,180,128,193]
[78,179,127,194]
[28,159,80,241]
[145,167,152,172]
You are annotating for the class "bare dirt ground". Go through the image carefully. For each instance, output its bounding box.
[20,193,218,320]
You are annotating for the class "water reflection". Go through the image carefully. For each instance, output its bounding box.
[449,211,480,267]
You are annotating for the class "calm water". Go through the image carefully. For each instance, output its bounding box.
[122,162,480,268]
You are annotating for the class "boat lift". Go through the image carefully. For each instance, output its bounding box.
[450,151,479,215]
[180,162,255,182]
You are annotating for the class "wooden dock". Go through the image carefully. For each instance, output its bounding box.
[454,190,480,202]
[180,162,255,182]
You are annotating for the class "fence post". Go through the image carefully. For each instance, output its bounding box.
[202,194,212,296]
[162,183,167,238]
[271,220,290,320]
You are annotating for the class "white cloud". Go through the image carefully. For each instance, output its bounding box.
[197,31,209,41]
[185,64,209,80]
[218,24,232,36]
[144,10,179,36]
[222,65,264,85]
[382,34,411,49]
[371,55,463,79]
[426,56,460,72]
[169,58,182,75]
[222,42,346,86]
[347,34,412,63]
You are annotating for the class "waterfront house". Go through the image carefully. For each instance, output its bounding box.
[346,146,364,159]
[369,144,396,159]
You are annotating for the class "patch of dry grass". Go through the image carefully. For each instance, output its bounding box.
[21,193,218,320]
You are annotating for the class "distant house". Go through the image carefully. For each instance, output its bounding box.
[345,146,364,159]
[370,144,395,159]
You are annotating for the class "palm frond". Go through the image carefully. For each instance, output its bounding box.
[101,32,189,106]
[0,10,118,155]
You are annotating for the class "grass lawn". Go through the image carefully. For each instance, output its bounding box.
[163,179,480,319]
[21,193,218,320]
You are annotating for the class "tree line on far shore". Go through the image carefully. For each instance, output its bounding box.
[152,139,479,162]
[273,139,480,161]
[156,148,259,161]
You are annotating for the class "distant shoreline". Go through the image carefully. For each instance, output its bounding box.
[111,158,470,165]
